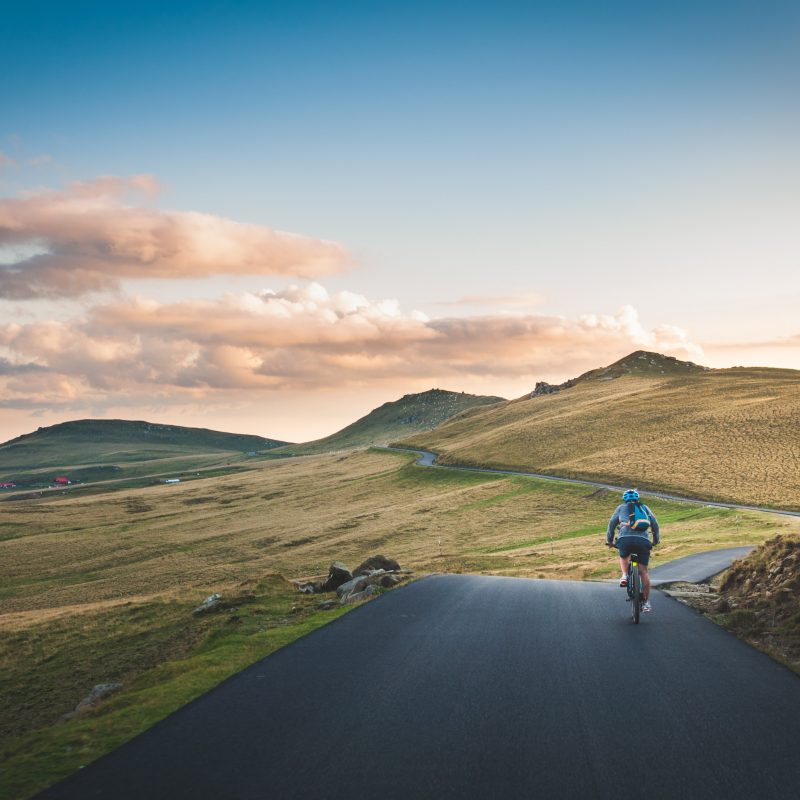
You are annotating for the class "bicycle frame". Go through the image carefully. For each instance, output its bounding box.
[614,541,643,623]
[627,552,642,624]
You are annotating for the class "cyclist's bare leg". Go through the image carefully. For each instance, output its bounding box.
[618,555,630,577]
[639,564,650,601]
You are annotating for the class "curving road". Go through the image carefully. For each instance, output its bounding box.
[384,447,800,519]
[39,575,800,799]
[649,546,755,585]
[387,447,763,582]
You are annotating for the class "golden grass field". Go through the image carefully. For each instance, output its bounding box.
[6,448,794,618]
[3,447,799,798]
[401,367,800,509]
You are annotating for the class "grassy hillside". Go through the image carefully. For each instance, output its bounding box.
[2,447,796,796]
[0,419,289,489]
[276,388,504,454]
[400,351,800,510]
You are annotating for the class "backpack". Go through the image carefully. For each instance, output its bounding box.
[627,501,651,533]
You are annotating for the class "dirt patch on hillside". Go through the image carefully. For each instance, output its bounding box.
[672,535,800,673]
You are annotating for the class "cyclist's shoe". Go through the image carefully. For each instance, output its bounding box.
[618,574,628,587]
[642,600,652,612]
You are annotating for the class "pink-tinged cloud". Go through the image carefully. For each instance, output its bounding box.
[0,176,351,298]
[705,334,800,351]
[0,284,703,413]
[437,292,545,307]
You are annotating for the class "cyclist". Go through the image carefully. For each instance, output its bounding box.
[606,489,660,612]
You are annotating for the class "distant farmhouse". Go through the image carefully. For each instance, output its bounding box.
[0,481,16,489]
[53,476,71,486]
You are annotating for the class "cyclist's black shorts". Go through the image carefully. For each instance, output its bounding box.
[616,537,652,565]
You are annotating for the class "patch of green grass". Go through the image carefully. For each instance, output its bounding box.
[482,522,602,553]
[446,478,556,515]
[393,462,504,489]
[0,577,354,800]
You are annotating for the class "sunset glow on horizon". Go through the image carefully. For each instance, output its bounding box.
[2,0,799,443]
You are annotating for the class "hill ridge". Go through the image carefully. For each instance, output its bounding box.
[401,354,800,509]
[1,418,288,452]
[576,349,709,381]
[0,418,290,485]
[530,349,708,397]
[278,388,505,455]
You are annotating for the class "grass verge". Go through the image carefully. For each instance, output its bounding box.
[0,576,354,800]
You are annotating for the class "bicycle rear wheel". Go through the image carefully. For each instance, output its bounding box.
[630,563,641,624]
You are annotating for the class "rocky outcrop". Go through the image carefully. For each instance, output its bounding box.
[529,379,576,398]
[529,351,709,399]
[293,555,410,603]
[530,382,558,397]
[353,555,400,576]
[336,575,370,598]
[321,561,353,592]
[718,535,800,613]
[343,584,380,604]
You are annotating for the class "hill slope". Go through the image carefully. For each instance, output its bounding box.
[277,389,505,455]
[0,419,289,485]
[401,351,800,509]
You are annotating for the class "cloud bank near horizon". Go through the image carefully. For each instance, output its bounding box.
[0,282,703,413]
[0,174,713,439]
[0,176,351,298]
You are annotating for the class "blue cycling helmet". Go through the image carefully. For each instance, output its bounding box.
[622,489,640,502]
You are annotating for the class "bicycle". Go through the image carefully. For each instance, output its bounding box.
[626,550,643,623]
[611,541,644,623]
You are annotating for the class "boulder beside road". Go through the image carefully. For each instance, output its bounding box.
[353,555,400,576]
[343,584,381,604]
[294,555,410,603]
[321,561,353,592]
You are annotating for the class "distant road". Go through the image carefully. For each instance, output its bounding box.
[649,546,756,585]
[384,447,800,519]
[40,575,800,799]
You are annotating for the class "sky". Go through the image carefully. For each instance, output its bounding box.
[1,0,799,442]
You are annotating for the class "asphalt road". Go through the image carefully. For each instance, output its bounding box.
[649,546,756,585]
[387,447,800,519]
[40,575,800,800]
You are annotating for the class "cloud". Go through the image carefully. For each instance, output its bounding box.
[0,152,17,170]
[437,292,545,307]
[0,176,352,298]
[0,357,48,375]
[0,285,703,412]
[705,334,800,351]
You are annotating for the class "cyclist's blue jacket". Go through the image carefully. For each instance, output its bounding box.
[606,503,660,546]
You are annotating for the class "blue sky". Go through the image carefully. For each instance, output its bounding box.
[1,0,799,439]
